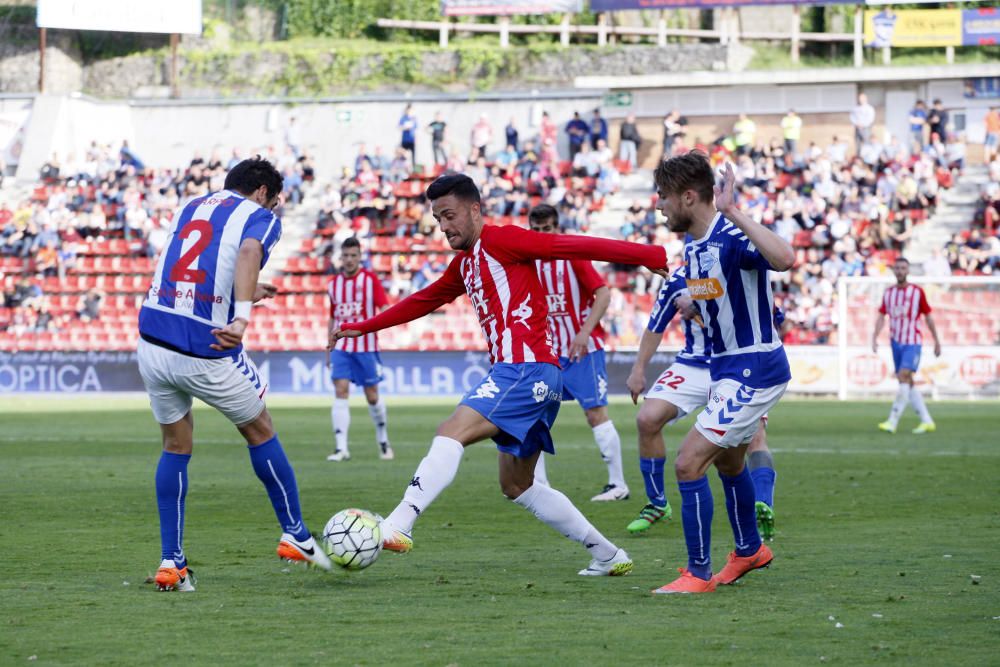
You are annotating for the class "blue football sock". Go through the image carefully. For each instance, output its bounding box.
[248,435,310,541]
[750,467,776,508]
[639,457,667,507]
[678,476,713,580]
[155,451,191,569]
[719,467,762,557]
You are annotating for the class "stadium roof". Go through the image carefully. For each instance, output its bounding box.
[575,63,1000,90]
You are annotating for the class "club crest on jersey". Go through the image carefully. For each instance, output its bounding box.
[699,249,718,272]
[472,375,500,400]
[532,380,550,403]
[512,295,533,326]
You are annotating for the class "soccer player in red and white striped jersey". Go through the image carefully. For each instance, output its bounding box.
[326,237,392,462]
[529,204,627,503]
[872,257,942,434]
[332,173,669,576]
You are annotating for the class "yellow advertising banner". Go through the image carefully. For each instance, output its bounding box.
[864,9,962,48]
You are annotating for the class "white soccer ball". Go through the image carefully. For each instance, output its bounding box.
[321,508,383,570]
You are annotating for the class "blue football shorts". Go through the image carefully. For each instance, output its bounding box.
[459,362,562,459]
[890,340,922,373]
[329,349,384,387]
[559,349,610,410]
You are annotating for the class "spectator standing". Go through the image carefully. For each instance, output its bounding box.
[983,106,1000,164]
[505,117,520,152]
[540,111,558,148]
[427,112,448,166]
[780,110,802,156]
[733,113,756,156]
[566,111,589,160]
[590,108,608,149]
[618,113,642,169]
[851,92,876,151]
[908,100,927,154]
[284,116,302,158]
[398,104,418,168]
[927,99,949,143]
[662,109,687,157]
[471,114,494,159]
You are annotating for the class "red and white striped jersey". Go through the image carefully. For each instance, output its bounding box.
[328,268,388,352]
[343,224,667,367]
[535,258,606,359]
[879,283,931,345]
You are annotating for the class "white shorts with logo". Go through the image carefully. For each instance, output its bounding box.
[644,362,711,425]
[137,339,268,426]
[696,378,787,448]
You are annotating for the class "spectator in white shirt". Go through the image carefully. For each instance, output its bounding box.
[850,93,876,152]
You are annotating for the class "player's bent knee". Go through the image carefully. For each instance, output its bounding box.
[636,408,670,436]
[238,408,275,446]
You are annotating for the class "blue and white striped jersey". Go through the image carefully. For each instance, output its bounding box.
[647,264,710,368]
[138,190,281,358]
[682,212,789,387]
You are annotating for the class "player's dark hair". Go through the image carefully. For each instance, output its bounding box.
[224,156,283,201]
[528,203,559,226]
[341,236,361,251]
[895,256,910,265]
[654,151,715,203]
[426,173,481,204]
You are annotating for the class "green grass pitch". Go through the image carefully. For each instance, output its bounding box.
[2,396,998,665]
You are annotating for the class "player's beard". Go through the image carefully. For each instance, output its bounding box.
[665,209,694,234]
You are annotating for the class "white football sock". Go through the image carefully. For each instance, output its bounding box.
[909,386,933,423]
[888,384,911,427]
[533,453,550,486]
[368,398,389,443]
[331,398,350,452]
[593,421,625,488]
[386,436,464,534]
[513,482,617,561]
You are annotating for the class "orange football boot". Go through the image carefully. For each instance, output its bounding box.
[713,543,773,585]
[652,568,717,594]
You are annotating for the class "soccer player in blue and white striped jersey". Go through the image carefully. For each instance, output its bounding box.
[649,153,795,595]
[137,157,331,590]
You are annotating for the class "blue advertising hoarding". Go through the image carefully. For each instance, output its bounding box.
[0,349,678,395]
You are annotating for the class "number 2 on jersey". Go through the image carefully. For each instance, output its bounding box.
[169,219,214,284]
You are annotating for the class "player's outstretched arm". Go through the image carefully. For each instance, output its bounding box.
[502,226,669,274]
[715,162,796,271]
[211,238,263,351]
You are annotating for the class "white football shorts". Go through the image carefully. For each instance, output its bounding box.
[644,362,711,425]
[137,338,268,426]
[696,378,787,448]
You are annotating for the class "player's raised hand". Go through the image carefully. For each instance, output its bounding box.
[626,367,646,405]
[210,318,248,351]
[253,282,277,302]
[327,326,363,350]
[713,161,737,213]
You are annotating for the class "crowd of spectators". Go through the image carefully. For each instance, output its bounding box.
[0,137,313,336]
[3,100,998,349]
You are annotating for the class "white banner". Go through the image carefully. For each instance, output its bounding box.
[37,0,202,35]
[787,345,1000,395]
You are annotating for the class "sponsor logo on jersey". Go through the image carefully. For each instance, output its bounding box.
[335,302,363,318]
[546,293,567,315]
[685,277,724,300]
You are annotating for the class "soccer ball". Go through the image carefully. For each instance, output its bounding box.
[321,508,383,570]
